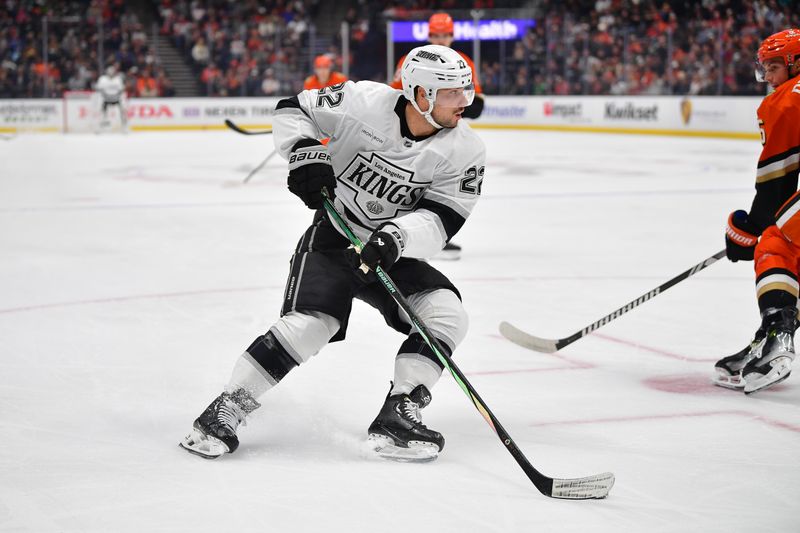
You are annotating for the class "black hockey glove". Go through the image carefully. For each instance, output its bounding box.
[287,138,336,210]
[725,210,759,262]
[461,94,484,119]
[359,225,404,272]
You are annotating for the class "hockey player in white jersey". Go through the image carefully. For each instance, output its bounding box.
[180,44,485,462]
[94,64,127,131]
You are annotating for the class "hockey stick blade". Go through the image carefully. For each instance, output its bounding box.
[499,321,559,353]
[551,472,615,499]
[224,119,272,135]
[500,249,726,353]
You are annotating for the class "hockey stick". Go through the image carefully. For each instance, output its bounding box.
[242,149,278,184]
[500,249,726,353]
[322,189,614,500]
[224,119,272,135]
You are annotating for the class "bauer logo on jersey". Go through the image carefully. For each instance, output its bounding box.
[338,153,429,221]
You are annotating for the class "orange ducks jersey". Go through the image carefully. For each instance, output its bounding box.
[749,77,800,233]
[389,50,482,94]
[303,72,349,91]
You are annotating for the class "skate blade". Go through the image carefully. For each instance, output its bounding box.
[744,359,792,394]
[179,428,229,459]
[711,370,745,390]
[368,434,439,463]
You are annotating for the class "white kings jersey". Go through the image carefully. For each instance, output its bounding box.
[96,74,125,103]
[273,80,485,259]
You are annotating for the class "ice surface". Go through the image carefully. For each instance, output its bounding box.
[1,129,797,532]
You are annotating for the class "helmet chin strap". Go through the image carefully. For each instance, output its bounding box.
[410,96,444,130]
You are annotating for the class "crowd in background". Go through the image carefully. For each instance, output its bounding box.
[156,0,320,96]
[0,0,174,98]
[1,0,797,99]
[477,0,797,96]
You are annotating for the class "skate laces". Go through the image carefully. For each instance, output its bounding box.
[217,399,246,432]
[401,398,423,425]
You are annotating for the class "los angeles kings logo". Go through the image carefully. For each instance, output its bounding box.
[338,153,429,221]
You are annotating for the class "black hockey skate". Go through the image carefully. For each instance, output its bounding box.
[742,307,796,394]
[179,388,260,459]
[712,327,766,390]
[367,384,444,463]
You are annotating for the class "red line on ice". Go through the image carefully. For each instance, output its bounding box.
[469,340,595,376]
[0,286,274,314]
[591,332,716,362]
[530,410,800,434]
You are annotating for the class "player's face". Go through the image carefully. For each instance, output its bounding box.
[428,33,454,47]
[414,87,472,128]
[430,87,473,127]
[430,103,462,128]
[315,66,331,82]
[760,58,789,88]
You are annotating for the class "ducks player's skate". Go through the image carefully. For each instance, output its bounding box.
[742,307,796,394]
[180,388,260,459]
[713,326,766,389]
[367,384,444,463]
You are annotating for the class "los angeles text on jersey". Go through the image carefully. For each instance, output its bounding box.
[338,152,429,220]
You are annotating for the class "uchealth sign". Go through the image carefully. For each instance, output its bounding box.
[391,19,536,42]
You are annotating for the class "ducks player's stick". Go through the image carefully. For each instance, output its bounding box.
[322,189,614,500]
[224,119,272,135]
[500,249,726,353]
[224,119,275,182]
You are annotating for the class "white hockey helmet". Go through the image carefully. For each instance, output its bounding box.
[400,44,474,129]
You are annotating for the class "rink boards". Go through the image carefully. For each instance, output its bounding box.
[0,94,761,139]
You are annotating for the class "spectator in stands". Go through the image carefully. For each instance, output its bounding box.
[156,67,175,97]
[224,64,242,96]
[244,67,262,95]
[136,67,159,97]
[201,62,222,95]
[0,67,14,97]
[192,37,210,66]
[261,68,280,96]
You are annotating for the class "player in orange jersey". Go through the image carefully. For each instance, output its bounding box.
[390,13,482,260]
[303,55,348,146]
[714,29,800,393]
[304,55,348,91]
